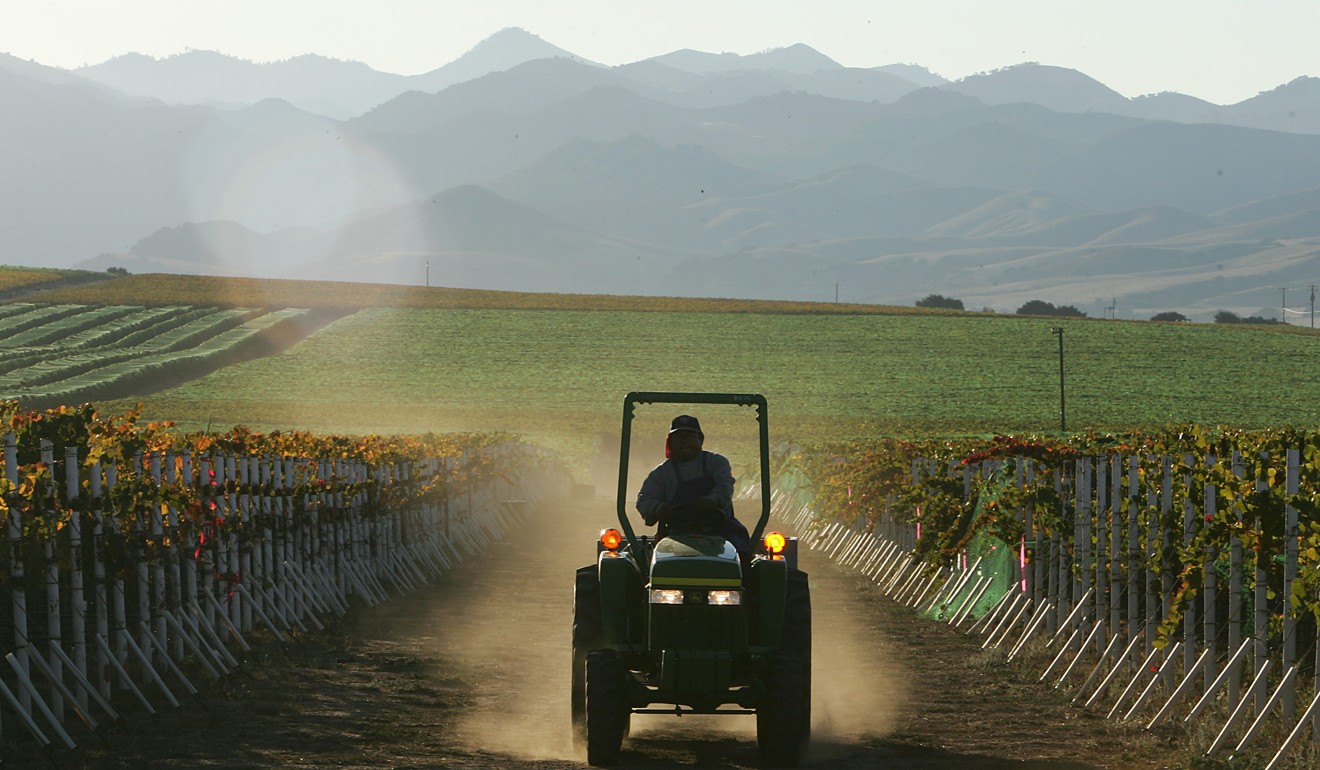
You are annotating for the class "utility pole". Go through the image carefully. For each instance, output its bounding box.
[1051,327,1066,433]
[1281,287,1286,325]
[1310,284,1316,328]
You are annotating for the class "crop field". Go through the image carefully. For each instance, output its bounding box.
[102,305,1320,469]
[14,267,1320,467]
[0,301,315,410]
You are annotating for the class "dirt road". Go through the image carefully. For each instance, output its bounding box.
[26,497,1191,769]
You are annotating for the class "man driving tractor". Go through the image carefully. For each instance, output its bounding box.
[635,414,752,556]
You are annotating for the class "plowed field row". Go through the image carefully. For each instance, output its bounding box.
[0,303,312,410]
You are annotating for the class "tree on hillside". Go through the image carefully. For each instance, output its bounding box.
[915,294,964,310]
[1015,300,1086,317]
[1150,311,1188,322]
[1215,310,1281,324]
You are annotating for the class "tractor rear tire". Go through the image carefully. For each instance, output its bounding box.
[572,565,602,750]
[757,568,811,767]
[585,649,628,766]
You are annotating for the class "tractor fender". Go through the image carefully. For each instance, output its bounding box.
[598,550,643,647]
[749,556,788,648]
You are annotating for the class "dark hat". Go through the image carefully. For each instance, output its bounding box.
[669,414,703,436]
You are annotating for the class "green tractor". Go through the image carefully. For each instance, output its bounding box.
[571,392,811,767]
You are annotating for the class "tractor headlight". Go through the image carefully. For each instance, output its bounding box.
[706,590,742,606]
[649,589,685,605]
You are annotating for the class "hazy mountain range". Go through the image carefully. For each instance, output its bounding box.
[4,27,1320,320]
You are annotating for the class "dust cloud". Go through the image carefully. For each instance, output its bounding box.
[370,486,910,764]
[418,494,603,762]
[803,548,910,742]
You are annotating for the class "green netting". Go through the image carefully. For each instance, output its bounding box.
[923,468,1017,621]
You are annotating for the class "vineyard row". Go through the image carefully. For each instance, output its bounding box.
[0,423,562,756]
[790,430,1320,768]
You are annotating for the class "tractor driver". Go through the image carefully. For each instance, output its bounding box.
[636,415,752,557]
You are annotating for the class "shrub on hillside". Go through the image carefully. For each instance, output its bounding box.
[915,294,965,310]
[1150,311,1189,322]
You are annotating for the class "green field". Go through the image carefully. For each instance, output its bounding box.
[102,306,1320,474]
[11,267,1320,476]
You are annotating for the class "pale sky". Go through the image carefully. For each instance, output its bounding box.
[4,1,1316,105]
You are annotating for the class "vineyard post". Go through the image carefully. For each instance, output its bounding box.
[5,431,31,714]
[88,462,110,701]
[1095,456,1109,655]
[64,445,87,713]
[318,459,339,599]
[283,457,299,626]
[1108,455,1122,656]
[260,456,275,630]
[148,452,167,652]
[105,461,130,690]
[442,457,452,541]
[1281,448,1299,720]
[1013,459,1026,598]
[1077,458,1093,653]
[1145,463,1159,660]
[272,455,291,630]
[1229,451,1245,705]
[225,455,242,630]
[1182,453,1198,678]
[1160,456,1174,662]
[181,451,200,645]
[40,439,63,721]
[1126,456,1140,653]
[1254,452,1270,713]
[1048,468,1063,638]
[164,451,184,660]
[130,451,151,668]
[464,450,474,535]
[274,457,289,625]
[1030,461,1045,615]
[216,455,232,630]
[1202,452,1218,691]
[308,459,325,597]
[200,457,217,631]
[238,456,253,634]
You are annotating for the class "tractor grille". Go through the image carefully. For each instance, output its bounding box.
[650,603,748,652]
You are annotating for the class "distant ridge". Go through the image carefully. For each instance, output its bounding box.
[408,27,598,92]
[4,29,1320,321]
[947,63,1130,113]
[647,43,840,75]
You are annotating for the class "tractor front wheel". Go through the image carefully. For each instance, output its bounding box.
[585,649,628,766]
[757,568,811,767]
[572,565,602,749]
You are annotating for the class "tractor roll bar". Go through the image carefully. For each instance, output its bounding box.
[616,392,772,557]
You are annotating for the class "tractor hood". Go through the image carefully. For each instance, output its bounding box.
[650,535,741,586]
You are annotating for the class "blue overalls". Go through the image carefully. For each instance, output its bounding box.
[667,454,752,556]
